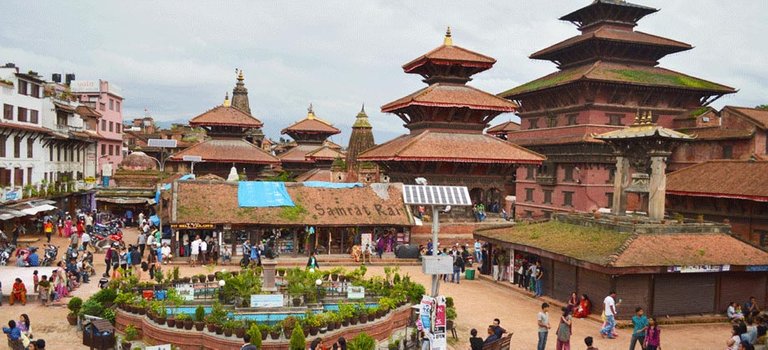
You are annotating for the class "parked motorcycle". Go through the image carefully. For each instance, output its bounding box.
[42,244,59,266]
[0,244,15,266]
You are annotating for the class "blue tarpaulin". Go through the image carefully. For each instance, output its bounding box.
[302,181,363,189]
[149,215,160,226]
[238,182,295,207]
[179,174,195,181]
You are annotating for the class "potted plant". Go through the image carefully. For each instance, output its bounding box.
[258,324,269,340]
[367,307,379,321]
[356,303,368,324]
[167,315,176,328]
[304,312,320,336]
[235,321,247,338]
[223,319,239,337]
[194,306,206,331]
[247,324,264,348]
[282,316,298,338]
[67,297,83,326]
[269,324,282,340]
[276,268,286,277]
[123,325,138,350]
[175,313,189,329]
[289,325,306,350]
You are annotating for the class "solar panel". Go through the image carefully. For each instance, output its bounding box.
[402,185,472,206]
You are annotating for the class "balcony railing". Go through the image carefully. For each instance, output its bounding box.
[536,175,556,186]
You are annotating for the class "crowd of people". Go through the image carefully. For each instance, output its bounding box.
[725,297,767,350]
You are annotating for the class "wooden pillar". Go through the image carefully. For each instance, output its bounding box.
[612,155,630,215]
[648,152,669,221]
[292,229,298,258]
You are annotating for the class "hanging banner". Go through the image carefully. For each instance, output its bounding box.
[432,295,447,350]
[361,233,373,252]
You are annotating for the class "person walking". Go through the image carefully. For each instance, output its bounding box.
[600,291,619,339]
[555,307,572,350]
[137,231,147,258]
[452,252,464,284]
[81,231,91,252]
[307,251,320,269]
[537,302,551,350]
[43,220,53,244]
[190,235,201,267]
[644,317,661,350]
[199,237,208,266]
[630,307,649,350]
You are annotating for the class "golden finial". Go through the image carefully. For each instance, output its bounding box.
[443,26,453,46]
[223,92,231,107]
[644,110,653,125]
[237,69,244,82]
[307,103,316,119]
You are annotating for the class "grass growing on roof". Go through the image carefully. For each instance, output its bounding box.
[279,204,307,222]
[606,69,726,90]
[481,221,632,265]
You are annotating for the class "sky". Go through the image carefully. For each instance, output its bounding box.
[2,1,766,146]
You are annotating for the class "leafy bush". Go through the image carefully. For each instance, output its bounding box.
[246,324,262,348]
[91,288,118,305]
[68,297,83,314]
[102,308,116,325]
[124,325,139,341]
[219,268,262,306]
[194,305,206,322]
[348,333,376,350]
[445,297,454,308]
[205,302,227,325]
[289,324,306,350]
[80,299,105,318]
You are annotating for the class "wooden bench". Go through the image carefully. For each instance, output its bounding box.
[482,333,512,350]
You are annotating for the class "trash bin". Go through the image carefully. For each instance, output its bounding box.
[83,318,115,349]
[465,268,475,280]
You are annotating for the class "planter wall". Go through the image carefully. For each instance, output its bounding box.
[116,305,411,350]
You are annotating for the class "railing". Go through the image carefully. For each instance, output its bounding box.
[535,175,556,186]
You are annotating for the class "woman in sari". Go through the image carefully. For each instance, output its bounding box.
[64,216,73,238]
[53,261,69,299]
[567,292,578,312]
[573,294,591,318]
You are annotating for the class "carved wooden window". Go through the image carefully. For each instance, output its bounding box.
[547,115,558,128]
[607,113,624,126]
[529,118,539,130]
[566,114,578,126]
[563,191,574,207]
[3,104,12,120]
[543,190,552,204]
[563,166,575,182]
[13,136,21,158]
[525,188,534,202]
[606,192,614,208]
[26,138,33,158]
[526,166,535,180]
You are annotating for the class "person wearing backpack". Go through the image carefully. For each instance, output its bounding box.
[452,252,465,284]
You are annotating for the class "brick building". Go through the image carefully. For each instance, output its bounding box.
[499,0,736,219]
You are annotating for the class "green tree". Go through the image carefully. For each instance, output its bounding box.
[289,324,306,350]
[756,104,768,111]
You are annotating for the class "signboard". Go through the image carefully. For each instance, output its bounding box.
[171,223,216,229]
[4,188,22,201]
[148,139,178,148]
[422,256,454,275]
[433,296,447,349]
[666,265,730,273]
[176,284,195,301]
[70,80,100,93]
[347,286,365,299]
[746,265,768,272]
[250,294,284,308]
[182,155,203,162]
[361,233,373,251]
[416,295,447,350]
[101,163,113,177]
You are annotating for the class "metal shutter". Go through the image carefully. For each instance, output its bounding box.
[654,274,716,316]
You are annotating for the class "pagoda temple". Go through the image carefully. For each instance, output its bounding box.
[358,28,544,213]
[499,0,736,219]
[168,73,279,179]
[344,105,379,183]
[278,104,344,177]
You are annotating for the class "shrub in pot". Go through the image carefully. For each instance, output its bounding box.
[194,305,206,331]
[166,316,176,328]
[235,322,247,338]
[289,325,306,350]
[246,324,263,348]
[223,320,239,337]
[269,324,282,340]
[282,316,298,338]
[122,325,139,350]
[175,313,189,329]
[67,297,83,326]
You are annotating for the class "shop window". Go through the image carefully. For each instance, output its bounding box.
[525,188,534,202]
[529,118,539,130]
[607,113,624,126]
[563,191,574,207]
[526,166,535,180]
[606,193,614,208]
[543,190,552,204]
[722,145,733,159]
[3,104,12,120]
[566,114,578,126]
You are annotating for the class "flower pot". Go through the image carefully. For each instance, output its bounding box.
[334,322,341,329]
[292,298,302,307]
[156,317,166,326]
[331,274,338,282]
[326,323,334,331]
[215,325,223,335]
[277,270,285,277]
[235,327,246,338]
[122,341,132,350]
[167,318,176,328]
[319,327,327,334]
[224,329,233,337]
[260,329,268,340]
[283,328,293,338]
[138,307,146,315]
[175,320,185,329]
[269,331,280,340]
[184,320,194,330]
[342,320,349,327]
[349,318,358,325]
[359,315,368,324]
[195,321,205,331]
[191,277,199,283]
[206,323,216,332]
[309,327,318,336]
[208,274,216,282]
[66,313,78,326]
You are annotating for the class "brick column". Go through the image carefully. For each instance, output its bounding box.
[648,153,668,221]
[611,155,630,215]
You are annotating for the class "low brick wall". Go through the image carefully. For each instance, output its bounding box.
[116,305,412,350]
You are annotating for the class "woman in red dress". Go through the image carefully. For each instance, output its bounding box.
[573,294,591,318]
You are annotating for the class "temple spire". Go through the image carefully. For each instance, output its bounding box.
[443,26,453,46]
[307,103,316,119]
[231,68,251,115]
[223,92,231,107]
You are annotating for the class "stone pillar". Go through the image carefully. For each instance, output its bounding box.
[612,156,630,215]
[261,259,278,292]
[648,153,669,221]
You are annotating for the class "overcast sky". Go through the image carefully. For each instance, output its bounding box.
[2,1,766,145]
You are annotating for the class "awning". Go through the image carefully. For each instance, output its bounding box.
[20,204,58,215]
[96,197,154,205]
[0,209,30,221]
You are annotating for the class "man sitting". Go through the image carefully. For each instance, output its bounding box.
[10,278,27,305]
[483,325,499,345]
[161,243,172,263]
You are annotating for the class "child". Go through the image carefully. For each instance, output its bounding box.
[32,270,39,293]
[38,275,51,306]
[98,273,109,289]
[644,317,661,350]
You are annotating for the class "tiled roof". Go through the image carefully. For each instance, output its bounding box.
[281,118,340,135]
[476,220,768,267]
[75,105,102,118]
[0,122,51,135]
[612,233,768,267]
[501,61,736,97]
[168,138,278,164]
[560,0,658,23]
[189,105,263,128]
[277,144,320,163]
[667,160,768,201]
[358,130,544,164]
[383,83,518,112]
[678,127,754,140]
[294,168,333,182]
[530,28,691,60]
[305,145,345,161]
[486,120,521,134]
[506,124,622,146]
[403,44,496,73]
[724,106,768,130]
[174,181,412,226]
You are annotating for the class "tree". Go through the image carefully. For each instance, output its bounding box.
[756,104,768,111]
[289,324,306,350]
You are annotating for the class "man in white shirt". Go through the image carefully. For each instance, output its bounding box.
[600,291,619,339]
[160,243,172,263]
[190,236,201,267]
[81,232,91,252]
[199,239,208,266]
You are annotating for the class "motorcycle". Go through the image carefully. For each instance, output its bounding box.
[0,244,15,266]
[42,244,59,266]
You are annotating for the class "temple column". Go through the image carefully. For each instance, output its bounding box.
[648,152,669,221]
[612,155,630,215]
